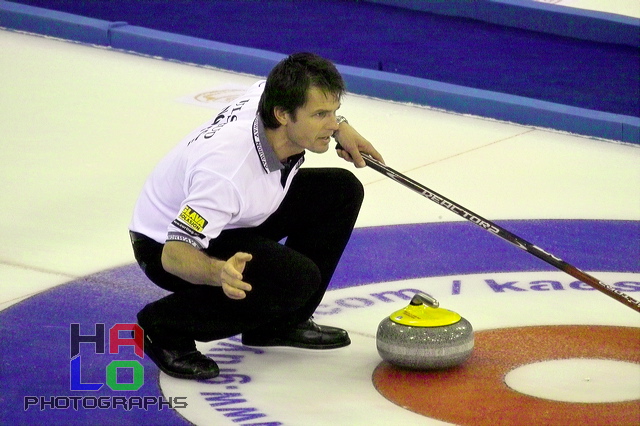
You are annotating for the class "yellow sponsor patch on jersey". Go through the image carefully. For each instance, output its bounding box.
[179,205,208,232]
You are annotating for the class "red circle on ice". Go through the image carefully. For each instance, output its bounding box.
[373,325,640,425]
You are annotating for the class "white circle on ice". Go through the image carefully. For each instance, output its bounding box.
[504,358,640,403]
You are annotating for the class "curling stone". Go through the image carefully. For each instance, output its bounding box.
[376,292,473,369]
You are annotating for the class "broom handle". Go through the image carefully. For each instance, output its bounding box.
[360,152,640,313]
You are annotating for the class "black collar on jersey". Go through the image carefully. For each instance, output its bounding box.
[279,151,304,188]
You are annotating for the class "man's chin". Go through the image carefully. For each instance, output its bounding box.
[309,139,331,154]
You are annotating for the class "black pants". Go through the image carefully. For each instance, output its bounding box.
[131,168,364,349]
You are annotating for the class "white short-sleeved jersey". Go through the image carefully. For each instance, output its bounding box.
[129,81,304,249]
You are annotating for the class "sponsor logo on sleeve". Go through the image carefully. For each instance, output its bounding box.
[179,206,208,233]
[167,232,203,249]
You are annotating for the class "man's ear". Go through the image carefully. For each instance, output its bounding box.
[274,106,288,126]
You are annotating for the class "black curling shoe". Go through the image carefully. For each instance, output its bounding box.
[242,319,351,349]
[142,334,219,380]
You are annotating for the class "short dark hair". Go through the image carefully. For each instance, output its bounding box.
[259,52,346,129]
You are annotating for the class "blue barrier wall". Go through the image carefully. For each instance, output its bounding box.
[1,0,638,144]
[364,0,640,47]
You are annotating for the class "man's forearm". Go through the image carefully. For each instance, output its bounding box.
[161,240,223,286]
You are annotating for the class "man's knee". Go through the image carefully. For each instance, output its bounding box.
[325,168,365,209]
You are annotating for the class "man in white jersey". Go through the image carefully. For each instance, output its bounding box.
[129,53,383,380]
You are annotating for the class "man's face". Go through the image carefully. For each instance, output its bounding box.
[283,86,341,154]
